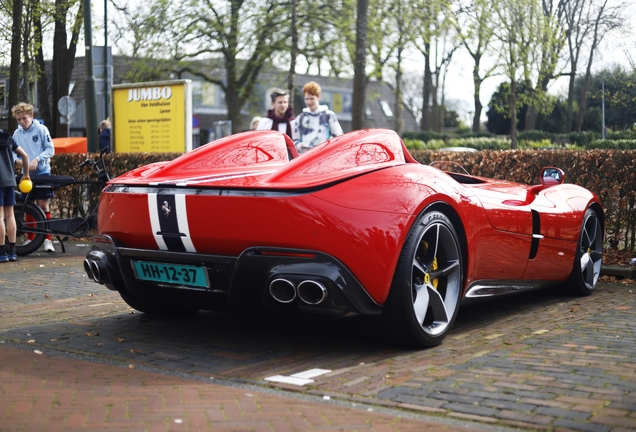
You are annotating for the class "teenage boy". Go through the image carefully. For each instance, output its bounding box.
[0,129,30,262]
[294,81,343,154]
[11,102,55,252]
[256,88,296,139]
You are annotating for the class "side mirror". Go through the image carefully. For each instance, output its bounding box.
[540,167,564,186]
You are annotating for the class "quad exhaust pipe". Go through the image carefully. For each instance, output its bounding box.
[269,278,296,303]
[269,278,328,305]
[297,280,328,305]
[84,257,108,284]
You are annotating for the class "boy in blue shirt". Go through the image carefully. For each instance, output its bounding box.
[11,102,55,252]
[0,130,30,262]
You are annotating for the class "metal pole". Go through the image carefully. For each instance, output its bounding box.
[83,0,99,152]
[601,80,606,141]
[104,0,109,121]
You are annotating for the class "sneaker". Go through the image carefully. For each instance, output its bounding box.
[9,252,17,262]
[0,254,8,263]
[43,239,55,253]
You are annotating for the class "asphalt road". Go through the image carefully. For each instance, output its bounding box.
[1,240,635,431]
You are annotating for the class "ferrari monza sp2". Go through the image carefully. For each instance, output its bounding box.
[85,129,603,348]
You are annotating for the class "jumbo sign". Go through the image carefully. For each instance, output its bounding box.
[112,80,192,153]
[127,86,173,102]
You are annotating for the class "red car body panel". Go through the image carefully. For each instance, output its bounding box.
[94,129,601,308]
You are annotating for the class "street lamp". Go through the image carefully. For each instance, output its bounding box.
[83,0,98,152]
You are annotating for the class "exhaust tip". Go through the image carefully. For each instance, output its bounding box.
[297,280,327,305]
[90,260,102,283]
[83,258,94,280]
[269,278,296,303]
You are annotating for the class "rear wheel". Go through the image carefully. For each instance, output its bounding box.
[567,208,603,296]
[373,210,463,348]
[14,202,46,256]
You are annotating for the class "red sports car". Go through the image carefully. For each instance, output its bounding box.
[85,129,603,348]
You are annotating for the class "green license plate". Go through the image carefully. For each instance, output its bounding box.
[132,261,209,289]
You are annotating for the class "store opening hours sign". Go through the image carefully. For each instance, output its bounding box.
[112,80,193,153]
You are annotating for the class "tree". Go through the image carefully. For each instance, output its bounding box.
[562,0,624,132]
[574,0,624,131]
[413,0,456,132]
[454,0,498,132]
[114,0,292,133]
[8,0,23,133]
[523,0,567,131]
[51,0,83,137]
[583,67,636,130]
[386,0,419,135]
[486,81,528,134]
[493,0,546,148]
[352,0,369,130]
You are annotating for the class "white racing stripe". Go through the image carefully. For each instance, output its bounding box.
[148,193,168,250]
[175,194,196,252]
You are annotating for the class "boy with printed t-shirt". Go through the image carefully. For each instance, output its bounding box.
[0,129,30,262]
[11,102,55,252]
[293,81,343,154]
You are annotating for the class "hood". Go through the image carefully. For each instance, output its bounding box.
[112,129,411,189]
[302,105,329,114]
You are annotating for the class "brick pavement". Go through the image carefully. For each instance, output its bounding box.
[1,345,476,431]
[1,241,635,431]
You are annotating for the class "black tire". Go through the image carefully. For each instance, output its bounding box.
[372,210,463,348]
[14,202,47,256]
[567,208,603,296]
[118,290,199,317]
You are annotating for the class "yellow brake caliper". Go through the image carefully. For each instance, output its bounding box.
[422,241,439,290]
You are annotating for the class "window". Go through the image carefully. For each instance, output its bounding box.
[342,93,352,114]
[379,100,393,117]
[202,82,216,106]
[192,81,221,107]
[0,81,5,108]
[330,92,353,114]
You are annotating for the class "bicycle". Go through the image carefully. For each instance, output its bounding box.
[13,150,111,256]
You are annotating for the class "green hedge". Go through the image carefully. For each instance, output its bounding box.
[404,130,636,149]
[47,152,181,221]
[586,139,636,149]
[45,149,636,251]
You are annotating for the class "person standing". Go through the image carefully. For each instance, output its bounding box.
[256,88,296,139]
[98,119,111,152]
[294,81,343,154]
[250,116,262,130]
[0,129,30,262]
[11,102,55,252]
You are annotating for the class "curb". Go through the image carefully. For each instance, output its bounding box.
[601,265,635,279]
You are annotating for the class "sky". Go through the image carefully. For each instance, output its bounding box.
[90,0,635,125]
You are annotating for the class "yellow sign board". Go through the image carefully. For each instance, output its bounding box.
[112,80,192,153]
[333,93,342,113]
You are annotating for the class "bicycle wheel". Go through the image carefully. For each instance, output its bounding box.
[14,202,47,256]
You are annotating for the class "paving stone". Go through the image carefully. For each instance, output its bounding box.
[552,419,611,432]
[442,402,498,418]
[534,406,591,421]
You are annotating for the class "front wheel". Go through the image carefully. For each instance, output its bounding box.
[567,208,603,296]
[372,210,463,348]
[14,202,47,256]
